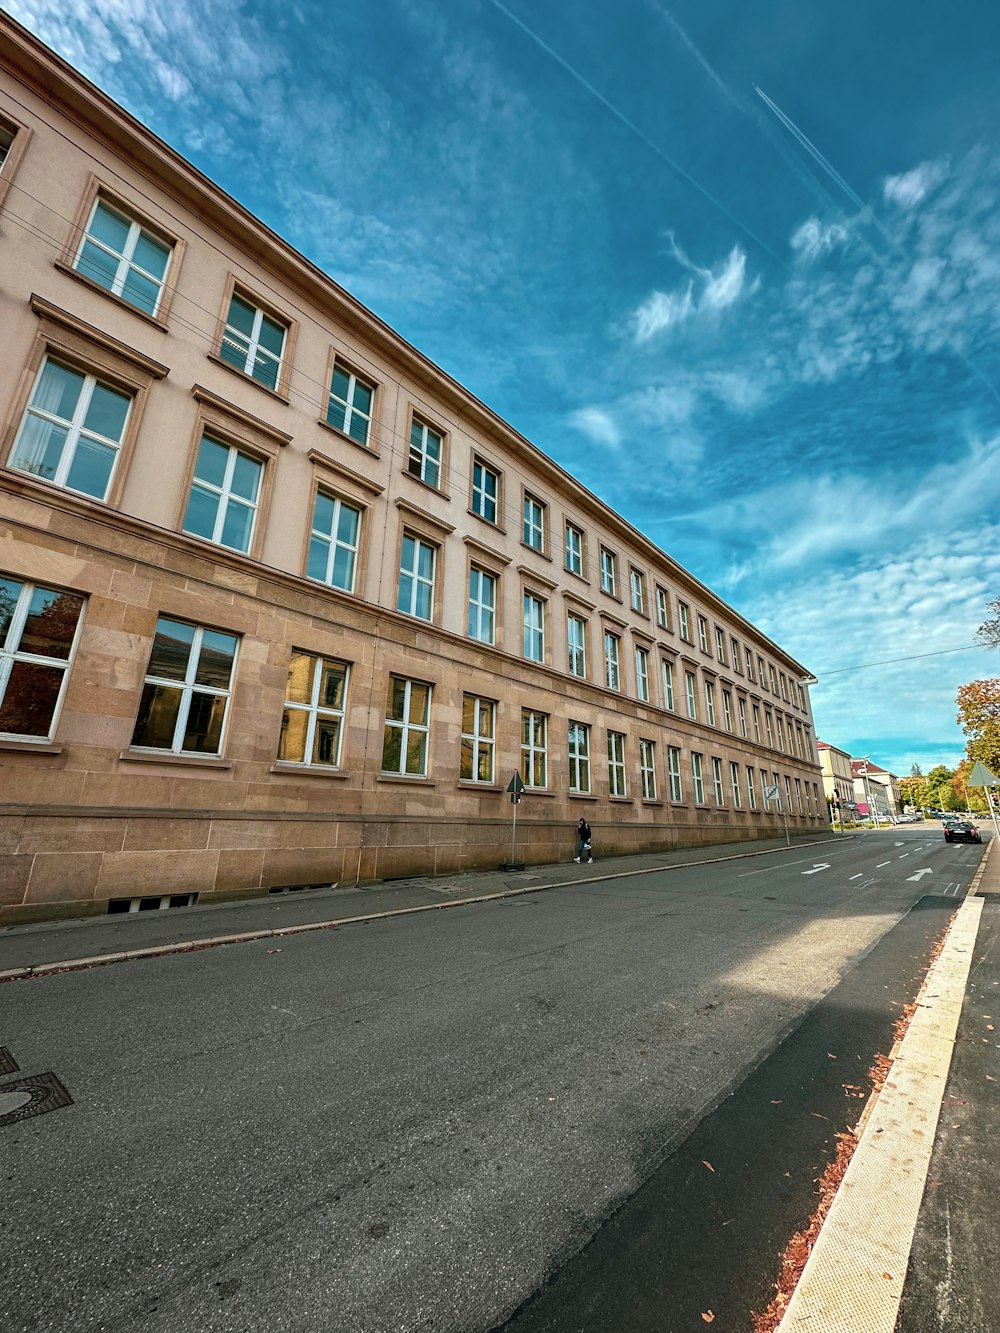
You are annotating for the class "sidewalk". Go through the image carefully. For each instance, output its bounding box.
[0,830,838,979]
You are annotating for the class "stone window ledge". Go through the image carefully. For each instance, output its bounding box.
[0,739,63,755]
[269,763,350,780]
[119,749,233,770]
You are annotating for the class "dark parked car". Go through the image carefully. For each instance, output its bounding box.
[944,820,982,844]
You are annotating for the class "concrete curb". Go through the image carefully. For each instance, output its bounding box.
[0,835,840,983]
[775,884,986,1331]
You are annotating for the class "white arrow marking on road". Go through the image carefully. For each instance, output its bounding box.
[801,863,831,875]
[907,868,933,882]
[895,841,905,846]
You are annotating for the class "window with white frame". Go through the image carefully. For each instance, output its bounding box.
[408,416,443,488]
[635,645,650,702]
[467,567,496,644]
[608,730,627,797]
[767,769,777,805]
[523,494,546,551]
[326,361,374,446]
[758,655,767,686]
[705,680,717,726]
[75,198,171,317]
[307,491,361,592]
[784,775,793,811]
[697,615,709,653]
[381,676,431,776]
[746,765,758,809]
[731,762,742,808]
[685,670,698,720]
[0,577,85,740]
[765,711,775,747]
[667,745,682,801]
[568,720,591,792]
[9,357,132,500]
[712,756,725,805]
[131,617,238,756]
[182,435,263,554]
[0,122,14,170]
[691,752,705,804]
[678,601,691,641]
[472,458,500,524]
[567,612,586,678]
[715,627,727,663]
[738,696,748,738]
[604,630,621,690]
[794,777,803,813]
[630,568,646,615]
[640,739,656,800]
[599,546,618,597]
[565,522,584,576]
[521,709,548,788]
[461,693,495,783]
[662,658,675,710]
[796,722,805,757]
[722,689,733,733]
[769,663,779,695]
[220,292,286,391]
[277,651,348,767]
[780,672,789,701]
[752,704,762,743]
[523,592,545,662]
[745,647,755,681]
[776,714,786,751]
[655,586,669,629]
[398,533,436,621]
[731,636,742,672]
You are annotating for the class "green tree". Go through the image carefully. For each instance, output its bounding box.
[977,597,1000,649]
[910,762,923,777]
[898,774,928,810]
[926,764,961,811]
[953,759,988,813]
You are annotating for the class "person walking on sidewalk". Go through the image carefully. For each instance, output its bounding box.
[574,818,594,864]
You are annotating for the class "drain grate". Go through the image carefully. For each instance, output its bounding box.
[0,1072,74,1128]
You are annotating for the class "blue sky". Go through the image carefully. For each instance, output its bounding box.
[10,0,1000,775]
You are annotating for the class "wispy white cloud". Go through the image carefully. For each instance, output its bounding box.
[790,216,850,263]
[632,243,756,341]
[883,159,949,210]
[568,406,623,450]
[633,282,696,341]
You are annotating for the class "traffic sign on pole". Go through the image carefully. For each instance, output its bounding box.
[506,771,525,804]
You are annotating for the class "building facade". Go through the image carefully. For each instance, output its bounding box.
[0,17,825,924]
[816,741,854,819]
[851,760,900,819]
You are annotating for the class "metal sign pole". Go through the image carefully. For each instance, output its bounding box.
[510,794,518,866]
[987,783,1000,845]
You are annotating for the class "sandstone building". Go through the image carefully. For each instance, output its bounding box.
[0,17,824,923]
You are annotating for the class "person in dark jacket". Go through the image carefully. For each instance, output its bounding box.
[574,818,594,863]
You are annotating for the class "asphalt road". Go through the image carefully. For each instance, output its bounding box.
[0,826,985,1332]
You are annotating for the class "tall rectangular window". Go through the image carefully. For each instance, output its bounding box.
[630,568,646,615]
[604,631,621,690]
[220,293,286,390]
[765,711,775,748]
[732,636,742,672]
[776,714,786,752]
[746,766,758,809]
[668,746,682,801]
[722,689,733,733]
[278,652,347,767]
[408,417,442,488]
[715,627,727,663]
[567,613,587,678]
[523,495,545,551]
[182,435,263,553]
[685,670,698,720]
[75,198,171,317]
[0,578,85,740]
[794,777,803,813]
[0,122,15,170]
[327,361,374,446]
[467,567,496,644]
[738,696,748,738]
[712,756,725,805]
[691,752,705,804]
[780,672,789,701]
[471,459,500,523]
[752,704,762,743]
[640,739,656,800]
[523,593,545,662]
[600,547,618,597]
[521,709,548,788]
[635,646,650,702]
[697,615,709,653]
[461,694,495,783]
[307,491,361,592]
[398,534,436,621]
[784,775,793,811]
[758,655,767,686]
[568,721,590,793]
[678,602,690,641]
[662,658,675,710]
[131,618,238,756]
[731,762,742,808]
[381,676,431,776]
[10,357,132,500]
[705,680,716,726]
[608,731,627,797]
[565,523,584,576]
[656,586,669,629]
[745,648,755,681]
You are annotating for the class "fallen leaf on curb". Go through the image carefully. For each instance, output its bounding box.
[882,1272,893,1281]
[770,1099,782,1105]
[988,1025,995,1032]
[986,1075,996,1083]
[810,1112,829,1120]
[826,1052,837,1060]
[266,949,282,955]
[701,1313,715,1324]
[702,1161,715,1173]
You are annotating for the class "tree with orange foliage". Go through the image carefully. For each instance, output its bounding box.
[955,678,1000,779]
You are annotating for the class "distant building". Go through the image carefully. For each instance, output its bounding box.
[850,760,901,819]
[817,742,854,817]
[0,16,825,924]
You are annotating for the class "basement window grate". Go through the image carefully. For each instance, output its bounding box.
[107,893,199,915]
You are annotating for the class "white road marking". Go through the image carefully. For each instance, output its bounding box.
[907,868,933,882]
[801,863,831,875]
[898,853,910,858]
[894,841,904,846]
[876,861,891,868]
[849,874,863,880]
